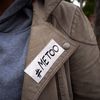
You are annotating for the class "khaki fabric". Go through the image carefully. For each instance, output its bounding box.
[21,0,100,100]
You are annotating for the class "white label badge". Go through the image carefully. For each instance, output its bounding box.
[24,39,65,83]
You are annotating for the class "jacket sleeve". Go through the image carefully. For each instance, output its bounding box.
[69,7,100,99]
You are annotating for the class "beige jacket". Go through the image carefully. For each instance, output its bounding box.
[21,0,100,100]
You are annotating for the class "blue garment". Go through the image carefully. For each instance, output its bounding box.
[0,0,33,100]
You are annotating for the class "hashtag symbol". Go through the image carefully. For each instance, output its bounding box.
[35,69,42,78]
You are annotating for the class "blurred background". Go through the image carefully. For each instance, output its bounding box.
[66,0,100,48]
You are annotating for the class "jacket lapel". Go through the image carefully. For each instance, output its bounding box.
[21,22,79,100]
[21,0,79,100]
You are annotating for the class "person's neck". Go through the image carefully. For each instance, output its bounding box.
[0,0,13,16]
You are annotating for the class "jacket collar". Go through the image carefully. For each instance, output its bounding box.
[32,0,62,25]
[44,0,62,18]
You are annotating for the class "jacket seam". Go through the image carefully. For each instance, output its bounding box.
[71,7,97,46]
[51,11,80,48]
[51,5,80,46]
[52,4,97,46]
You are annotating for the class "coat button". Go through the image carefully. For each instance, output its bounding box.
[63,43,70,50]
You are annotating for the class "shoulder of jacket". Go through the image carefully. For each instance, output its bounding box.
[52,1,97,45]
[52,1,77,37]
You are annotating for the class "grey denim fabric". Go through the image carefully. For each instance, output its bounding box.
[0,0,33,100]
